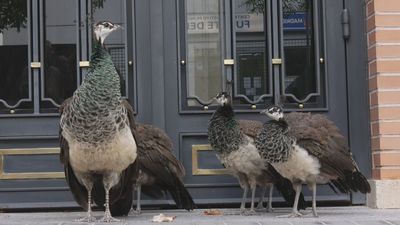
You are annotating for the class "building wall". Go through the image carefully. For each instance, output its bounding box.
[366,0,400,208]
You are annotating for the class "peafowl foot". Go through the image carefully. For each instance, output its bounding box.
[277,211,303,218]
[75,215,96,223]
[255,204,265,212]
[129,208,141,215]
[266,206,274,213]
[98,214,121,223]
[242,209,257,216]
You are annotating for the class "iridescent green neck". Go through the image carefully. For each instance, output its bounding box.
[73,39,121,110]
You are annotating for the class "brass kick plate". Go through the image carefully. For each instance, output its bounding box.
[192,144,229,176]
[0,148,64,180]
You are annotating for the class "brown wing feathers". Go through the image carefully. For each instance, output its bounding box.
[285,112,370,194]
[238,119,263,139]
[136,123,195,210]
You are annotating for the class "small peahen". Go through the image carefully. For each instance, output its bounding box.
[255,105,371,217]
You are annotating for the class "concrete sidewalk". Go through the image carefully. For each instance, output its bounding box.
[0,207,399,225]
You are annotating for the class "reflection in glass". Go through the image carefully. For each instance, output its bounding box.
[92,0,127,96]
[185,0,222,106]
[282,0,319,103]
[0,0,32,113]
[42,0,77,109]
[234,0,270,105]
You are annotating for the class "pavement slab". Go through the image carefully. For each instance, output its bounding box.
[0,207,399,225]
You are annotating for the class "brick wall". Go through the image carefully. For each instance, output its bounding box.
[367,0,400,180]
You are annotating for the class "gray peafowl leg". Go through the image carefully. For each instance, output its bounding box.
[75,188,96,222]
[248,185,257,215]
[239,186,248,214]
[75,173,96,222]
[312,182,318,217]
[100,188,120,222]
[99,173,121,222]
[136,185,142,214]
[267,184,274,212]
[256,186,267,211]
[130,184,142,215]
[278,183,302,218]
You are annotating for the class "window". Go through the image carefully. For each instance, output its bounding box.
[0,0,32,114]
[0,0,135,115]
[40,0,78,112]
[182,0,224,108]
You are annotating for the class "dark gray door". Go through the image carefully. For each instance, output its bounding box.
[0,0,136,208]
[0,0,369,208]
[162,0,368,205]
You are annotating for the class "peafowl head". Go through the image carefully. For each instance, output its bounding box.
[94,21,121,45]
[215,92,231,106]
[260,105,284,121]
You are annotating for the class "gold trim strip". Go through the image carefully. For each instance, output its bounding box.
[0,148,60,155]
[0,172,64,180]
[192,144,229,176]
[0,148,64,180]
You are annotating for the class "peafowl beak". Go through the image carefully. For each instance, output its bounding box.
[114,24,123,30]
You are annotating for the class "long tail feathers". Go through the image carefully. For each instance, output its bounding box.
[347,170,371,194]
[330,170,371,194]
[110,187,134,216]
[168,176,196,211]
[141,185,165,199]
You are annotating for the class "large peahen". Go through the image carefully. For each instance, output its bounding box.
[59,21,138,222]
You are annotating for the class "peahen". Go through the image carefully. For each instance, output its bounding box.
[59,21,138,222]
[255,105,371,217]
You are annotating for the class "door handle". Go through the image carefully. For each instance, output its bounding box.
[224,59,234,66]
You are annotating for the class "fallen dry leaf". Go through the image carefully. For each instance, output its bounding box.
[203,209,223,216]
[152,213,177,222]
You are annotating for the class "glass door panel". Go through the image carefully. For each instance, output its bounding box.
[233,0,272,106]
[91,0,128,97]
[184,0,223,107]
[281,0,326,109]
[0,0,32,114]
[41,0,78,111]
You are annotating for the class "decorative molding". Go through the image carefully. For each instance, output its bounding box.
[0,148,64,180]
[191,144,229,176]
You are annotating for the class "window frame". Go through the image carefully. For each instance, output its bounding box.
[177,0,329,114]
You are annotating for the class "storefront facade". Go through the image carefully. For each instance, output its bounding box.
[0,0,371,209]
